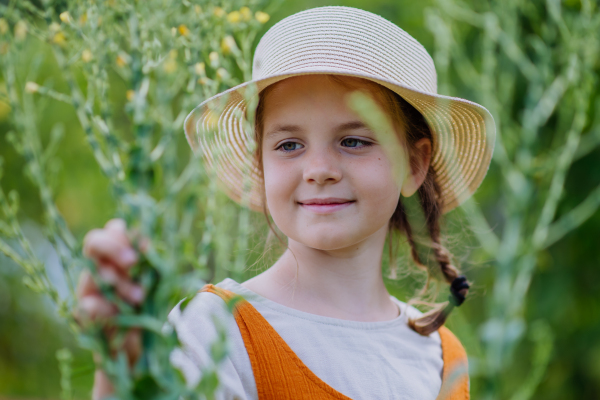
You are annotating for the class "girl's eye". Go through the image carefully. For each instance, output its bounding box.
[341,138,371,148]
[277,141,303,152]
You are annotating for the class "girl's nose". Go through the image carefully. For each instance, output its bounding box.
[302,148,342,185]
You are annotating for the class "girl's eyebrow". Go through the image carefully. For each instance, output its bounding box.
[265,121,370,139]
[265,124,302,139]
[335,121,369,133]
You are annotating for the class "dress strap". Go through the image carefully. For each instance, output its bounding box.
[200,284,352,399]
[436,327,470,400]
[200,284,469,400]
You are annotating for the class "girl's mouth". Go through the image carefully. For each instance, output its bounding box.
[297,198,355,214]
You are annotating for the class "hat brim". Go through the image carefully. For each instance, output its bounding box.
[184,70,496,214]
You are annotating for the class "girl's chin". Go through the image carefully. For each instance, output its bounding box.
[292,230,372,251]
[276,215,390,251]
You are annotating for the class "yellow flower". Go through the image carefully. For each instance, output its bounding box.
[194,5,202,15]
[116,53,129,67]
[169,49,178,59]
[240,7,252,21]
[79,13,88,25]
[255,11,270,24]
[81,49,92,62]
[126,90,135,101]
[178,24,190,36]
[216,68,229,80]
[49,22,61,33]
[221,35,237,54]
[0,18,8,35]
[227,11,241,24]
[25,82,39,93]
[213,7,225,18]
[194,62,205,75]
[163,59,177,73]
[14,21,27,41]
[197,77,208,85]
[0,99,11,122]
[52,32,66,45]
[209,51,219,67]
[59,12,72,24]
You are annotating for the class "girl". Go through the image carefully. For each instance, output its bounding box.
[78,6,495,400]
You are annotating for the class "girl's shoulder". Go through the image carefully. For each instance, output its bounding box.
[167,279,255,396]
[167,279,241,344]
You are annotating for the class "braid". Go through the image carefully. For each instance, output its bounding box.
[389,167,470,336]
[389,200,426,271]
[387,93,470,336]
[419,172,460,284]
[402,169,469,336]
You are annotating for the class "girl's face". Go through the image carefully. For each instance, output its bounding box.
[261,75,424,251]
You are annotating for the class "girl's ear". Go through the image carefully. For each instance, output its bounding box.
[401,138,432,197]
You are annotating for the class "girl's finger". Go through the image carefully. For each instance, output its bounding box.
[76,294,117,324]
[115,278,145,305]
[97,263,145,305]
[76,269,100,300]
[90,329,141,399]
[123,328,142,367]
[104,218,127,234]
[138,235,150,254]
[104,218,132,247]
[92,369,115,400]
[102,326,142,365]
[105,217,151,254]
[83,229,138,269]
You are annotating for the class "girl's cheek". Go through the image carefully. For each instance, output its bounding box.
[263,158,298,205]
[352,152,401,191]
[263,165,303,239]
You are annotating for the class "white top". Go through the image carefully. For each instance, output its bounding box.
[168,278,443,400]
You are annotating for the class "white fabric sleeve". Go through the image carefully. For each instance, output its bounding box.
[167,292,254,400]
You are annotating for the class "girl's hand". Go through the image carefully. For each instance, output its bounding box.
[76,218,145,399]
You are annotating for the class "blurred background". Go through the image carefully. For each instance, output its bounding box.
[1,0,599,399]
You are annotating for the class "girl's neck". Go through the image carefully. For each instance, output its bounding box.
[242,225,400,322]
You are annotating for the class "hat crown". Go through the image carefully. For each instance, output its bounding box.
[252,6,437,94]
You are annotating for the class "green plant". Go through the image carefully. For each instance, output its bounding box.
[425,0,600,397]
[0,0,274,397]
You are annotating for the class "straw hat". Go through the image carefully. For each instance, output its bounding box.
[184,6,495,214]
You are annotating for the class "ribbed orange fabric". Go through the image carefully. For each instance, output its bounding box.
[437,327,470,400]
[200,284,469,400]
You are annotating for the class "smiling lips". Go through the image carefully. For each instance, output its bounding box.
[298,198,355,214]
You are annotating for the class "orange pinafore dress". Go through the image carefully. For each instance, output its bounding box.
[200,284,469,400]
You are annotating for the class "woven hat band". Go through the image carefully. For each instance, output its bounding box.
[253,7,437,94]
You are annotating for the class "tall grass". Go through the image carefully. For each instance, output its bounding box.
[426,0,600,398]
[0,0,273,397]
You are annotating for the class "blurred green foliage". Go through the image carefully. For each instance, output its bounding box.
[421,1,600,399]
[1,0,600,399]
[0,0,275,397]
